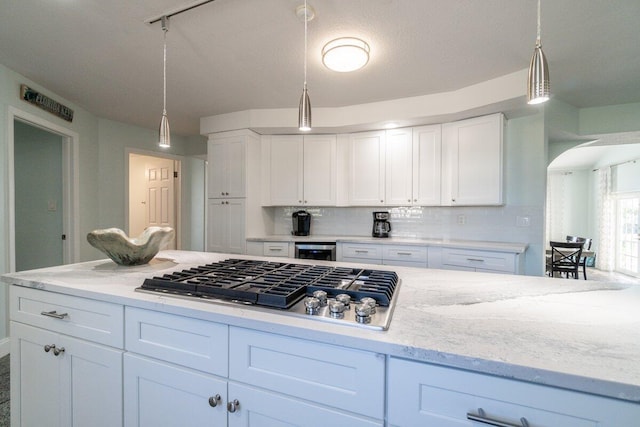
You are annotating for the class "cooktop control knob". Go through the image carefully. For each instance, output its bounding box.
[304,297,320,315]
[335,293,351,308]
[360,297,377,314]
[355,303,373,324]
[312,290,328,306]
[328,301,346,318]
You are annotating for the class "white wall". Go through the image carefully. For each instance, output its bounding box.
[0,63,207,353]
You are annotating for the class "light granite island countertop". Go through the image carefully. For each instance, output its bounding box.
[2,250,639,407]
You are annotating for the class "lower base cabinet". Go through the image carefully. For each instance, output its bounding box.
[387,357,638,427]
[124,354,227,426]
[11,321,123,427]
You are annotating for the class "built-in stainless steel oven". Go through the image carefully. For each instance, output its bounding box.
[294,242,336,261]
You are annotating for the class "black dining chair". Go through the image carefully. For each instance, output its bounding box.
[547,241,583,279]
[566,236,593,279]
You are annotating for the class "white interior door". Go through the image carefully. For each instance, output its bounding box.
[129,154,177,249]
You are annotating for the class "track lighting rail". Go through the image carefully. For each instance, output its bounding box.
[146,0,217,25]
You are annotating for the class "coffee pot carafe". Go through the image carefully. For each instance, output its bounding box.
[372,211,391,238]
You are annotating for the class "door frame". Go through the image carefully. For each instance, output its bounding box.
[6,106,79,272]
[125,148,182,249]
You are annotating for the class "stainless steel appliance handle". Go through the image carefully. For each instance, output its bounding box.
[466,408,529,427]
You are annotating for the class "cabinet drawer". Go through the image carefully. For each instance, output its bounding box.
[382,245,427,264]
[262,241,289,257]
[441,248,515,273]
[388,358,636,427]
[10,285,123,347]
[125,307,228,377]
[341,243,382,261]
[229,327,385,419]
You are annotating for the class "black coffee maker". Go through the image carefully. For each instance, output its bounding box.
[372,211,391,238]
[292,210,311,236]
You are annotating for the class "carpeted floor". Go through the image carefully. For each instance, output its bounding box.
[0,354,9,427]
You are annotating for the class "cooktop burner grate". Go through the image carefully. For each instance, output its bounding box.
[139,259,398,309]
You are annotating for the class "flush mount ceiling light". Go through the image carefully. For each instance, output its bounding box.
[527,0,550,104]
[322,37,370,73]
[158,15,171,148]
[297,1,314,132]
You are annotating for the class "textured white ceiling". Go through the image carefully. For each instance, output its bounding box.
[1,0,640,136]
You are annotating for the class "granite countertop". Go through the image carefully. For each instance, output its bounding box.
[247,235,528,253]
[2,250,638,403]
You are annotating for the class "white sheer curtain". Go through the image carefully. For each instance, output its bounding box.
[596,167,615,271]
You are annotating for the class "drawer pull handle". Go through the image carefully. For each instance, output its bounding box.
[53,346,65,356]
[354,250,369,254]
[226,399,240,413]
[44,344,55,353]
[397,252,412,256]
[467,408,529,427]
[208,394,221,407]
[268,248,283,251]
[41,310,69,320]
[466,258,485,263]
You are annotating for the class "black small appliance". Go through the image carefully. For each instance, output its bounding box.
[372,211,391,238]
[292,210,311,236]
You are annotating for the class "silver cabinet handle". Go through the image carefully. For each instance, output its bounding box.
[268,248,283,251]
[53,346,65,356]
[208,394,221,407]
[467,408,529,427]
[221,192,225,196]
[467,258,485,262]
[397,252,412,256]
[227,399,240,413]
[44,344,55,353]
[354,250,369,254]
[41,310,69,319]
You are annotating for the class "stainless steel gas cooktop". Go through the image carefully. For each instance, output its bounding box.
[136,258,400,330]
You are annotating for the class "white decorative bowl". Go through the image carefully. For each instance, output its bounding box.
[87,227,175,266]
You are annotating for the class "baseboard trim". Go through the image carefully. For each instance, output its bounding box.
[0,337,9,358]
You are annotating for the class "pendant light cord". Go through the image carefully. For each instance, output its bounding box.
[162,18,168,115]
[303,0,308,90]
[536,0,541,47]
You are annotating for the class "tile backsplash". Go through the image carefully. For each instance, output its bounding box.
[273,205,541,244]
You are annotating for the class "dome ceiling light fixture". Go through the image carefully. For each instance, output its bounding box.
[527,0,550,104]
[322,37,370,73]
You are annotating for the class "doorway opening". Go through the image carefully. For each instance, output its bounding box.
[7,107,79,272]
[616,196,640,277]
[127,152,180,249]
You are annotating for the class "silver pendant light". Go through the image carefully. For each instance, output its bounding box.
[158,16,171,148]
[298,0,312,132]
[527,0,550,104]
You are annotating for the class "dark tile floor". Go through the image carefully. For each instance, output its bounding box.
[0,354,8,427]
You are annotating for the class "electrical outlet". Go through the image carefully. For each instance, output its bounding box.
[47,200,57,212]
[516,216,531,227]
[457,214,466,225]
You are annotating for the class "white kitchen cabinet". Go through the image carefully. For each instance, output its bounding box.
[434,246,521,274]
[388,357,637,427]
[412,124,442,205]
[10,286,124,427]
[229,326,385,420]
[262,134,337,206]
[347,130,386,205]
[207,134,246,199]
[207,198,245,254]
[384,127,413,205]
[124,353,227,427]
[441,113,504,206]
[382,245,428,268]
[339,242,383,264]
[227,382,382,427]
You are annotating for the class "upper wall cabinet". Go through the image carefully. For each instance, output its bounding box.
[441,113,504,206]
[347,130,386,205]
[207,134,246,199]
[262,135,337,206]
[385,125,442,206]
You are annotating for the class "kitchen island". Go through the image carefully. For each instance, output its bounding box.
[2,250,639,426]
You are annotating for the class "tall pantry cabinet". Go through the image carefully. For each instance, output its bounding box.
[206,130,261,254]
